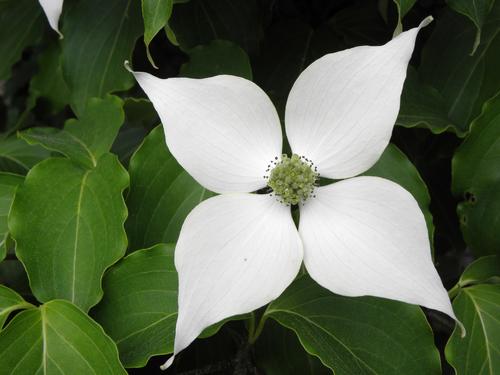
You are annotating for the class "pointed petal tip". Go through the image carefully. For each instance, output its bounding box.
[457,319,466,338]
[124,60,133,73]
[160,355,175,370]
[419,15,434,28]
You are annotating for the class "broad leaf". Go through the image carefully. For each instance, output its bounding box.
[0,0,44,80]
[447,0,495,54]
[265,276,441,375]
[180,40,252,79]
[0,173,23,261]
[9,154,129,311]
[364,144,434,245]
[0,285,33,328]
[29,42,70,113]
[20,96,125,169]
[418,4,500,133]
[446,284,500,375]
[92,244,177,367]
[452,94,500,256]
[254,319,330,375]
[142,0,174,66]
[168,0,263,53]
[0,137,51,175]
[125,126,212,251]
[62,0,142,114]
[0,300,126,374]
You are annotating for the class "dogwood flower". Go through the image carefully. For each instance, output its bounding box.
[128,17,461,369]
[38,0,63,37]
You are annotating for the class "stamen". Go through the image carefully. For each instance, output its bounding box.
[266,154,319,205]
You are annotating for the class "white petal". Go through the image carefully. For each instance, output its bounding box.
[299,176,457,322]
[128,67,282,194]
[285,17,433,179]
[162,193,303,369]
[38,0,63,37]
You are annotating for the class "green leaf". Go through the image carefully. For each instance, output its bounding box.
[265,275,441,375]
[20,96,125,169]
[180,40,252,79]
[92,244,177,368]
[445,284,500,375]
[142,0,174,67]
[0,285,33,329]
[364,144,434,246]
[0,173,23,262]
[418,4,500,133]
[168,0,263,52]
[0,137,51,175]
[452,94,500,256]
[125,126,212,251]
[447,0,495,54]
[392,0,417,35]
[397,67,461,135]
[0,0,44,80]
[61,0,143,114]
[29,41,70,113]
[9,154,129,311]
[0,300,126,374]
[254,319,330,375]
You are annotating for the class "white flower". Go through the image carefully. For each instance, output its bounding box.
[38,0,64,37]
[128,17,461,369]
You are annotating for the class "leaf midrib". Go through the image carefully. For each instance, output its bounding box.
[70,171,91,304]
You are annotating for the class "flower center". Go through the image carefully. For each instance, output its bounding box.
[266,154,319,205]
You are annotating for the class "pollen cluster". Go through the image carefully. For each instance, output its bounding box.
[267,154,319,205]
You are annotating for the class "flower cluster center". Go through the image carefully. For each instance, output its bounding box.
[266,154,319,205]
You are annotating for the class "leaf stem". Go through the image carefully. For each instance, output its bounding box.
[247,310,268,345]
[448,283,461,300]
